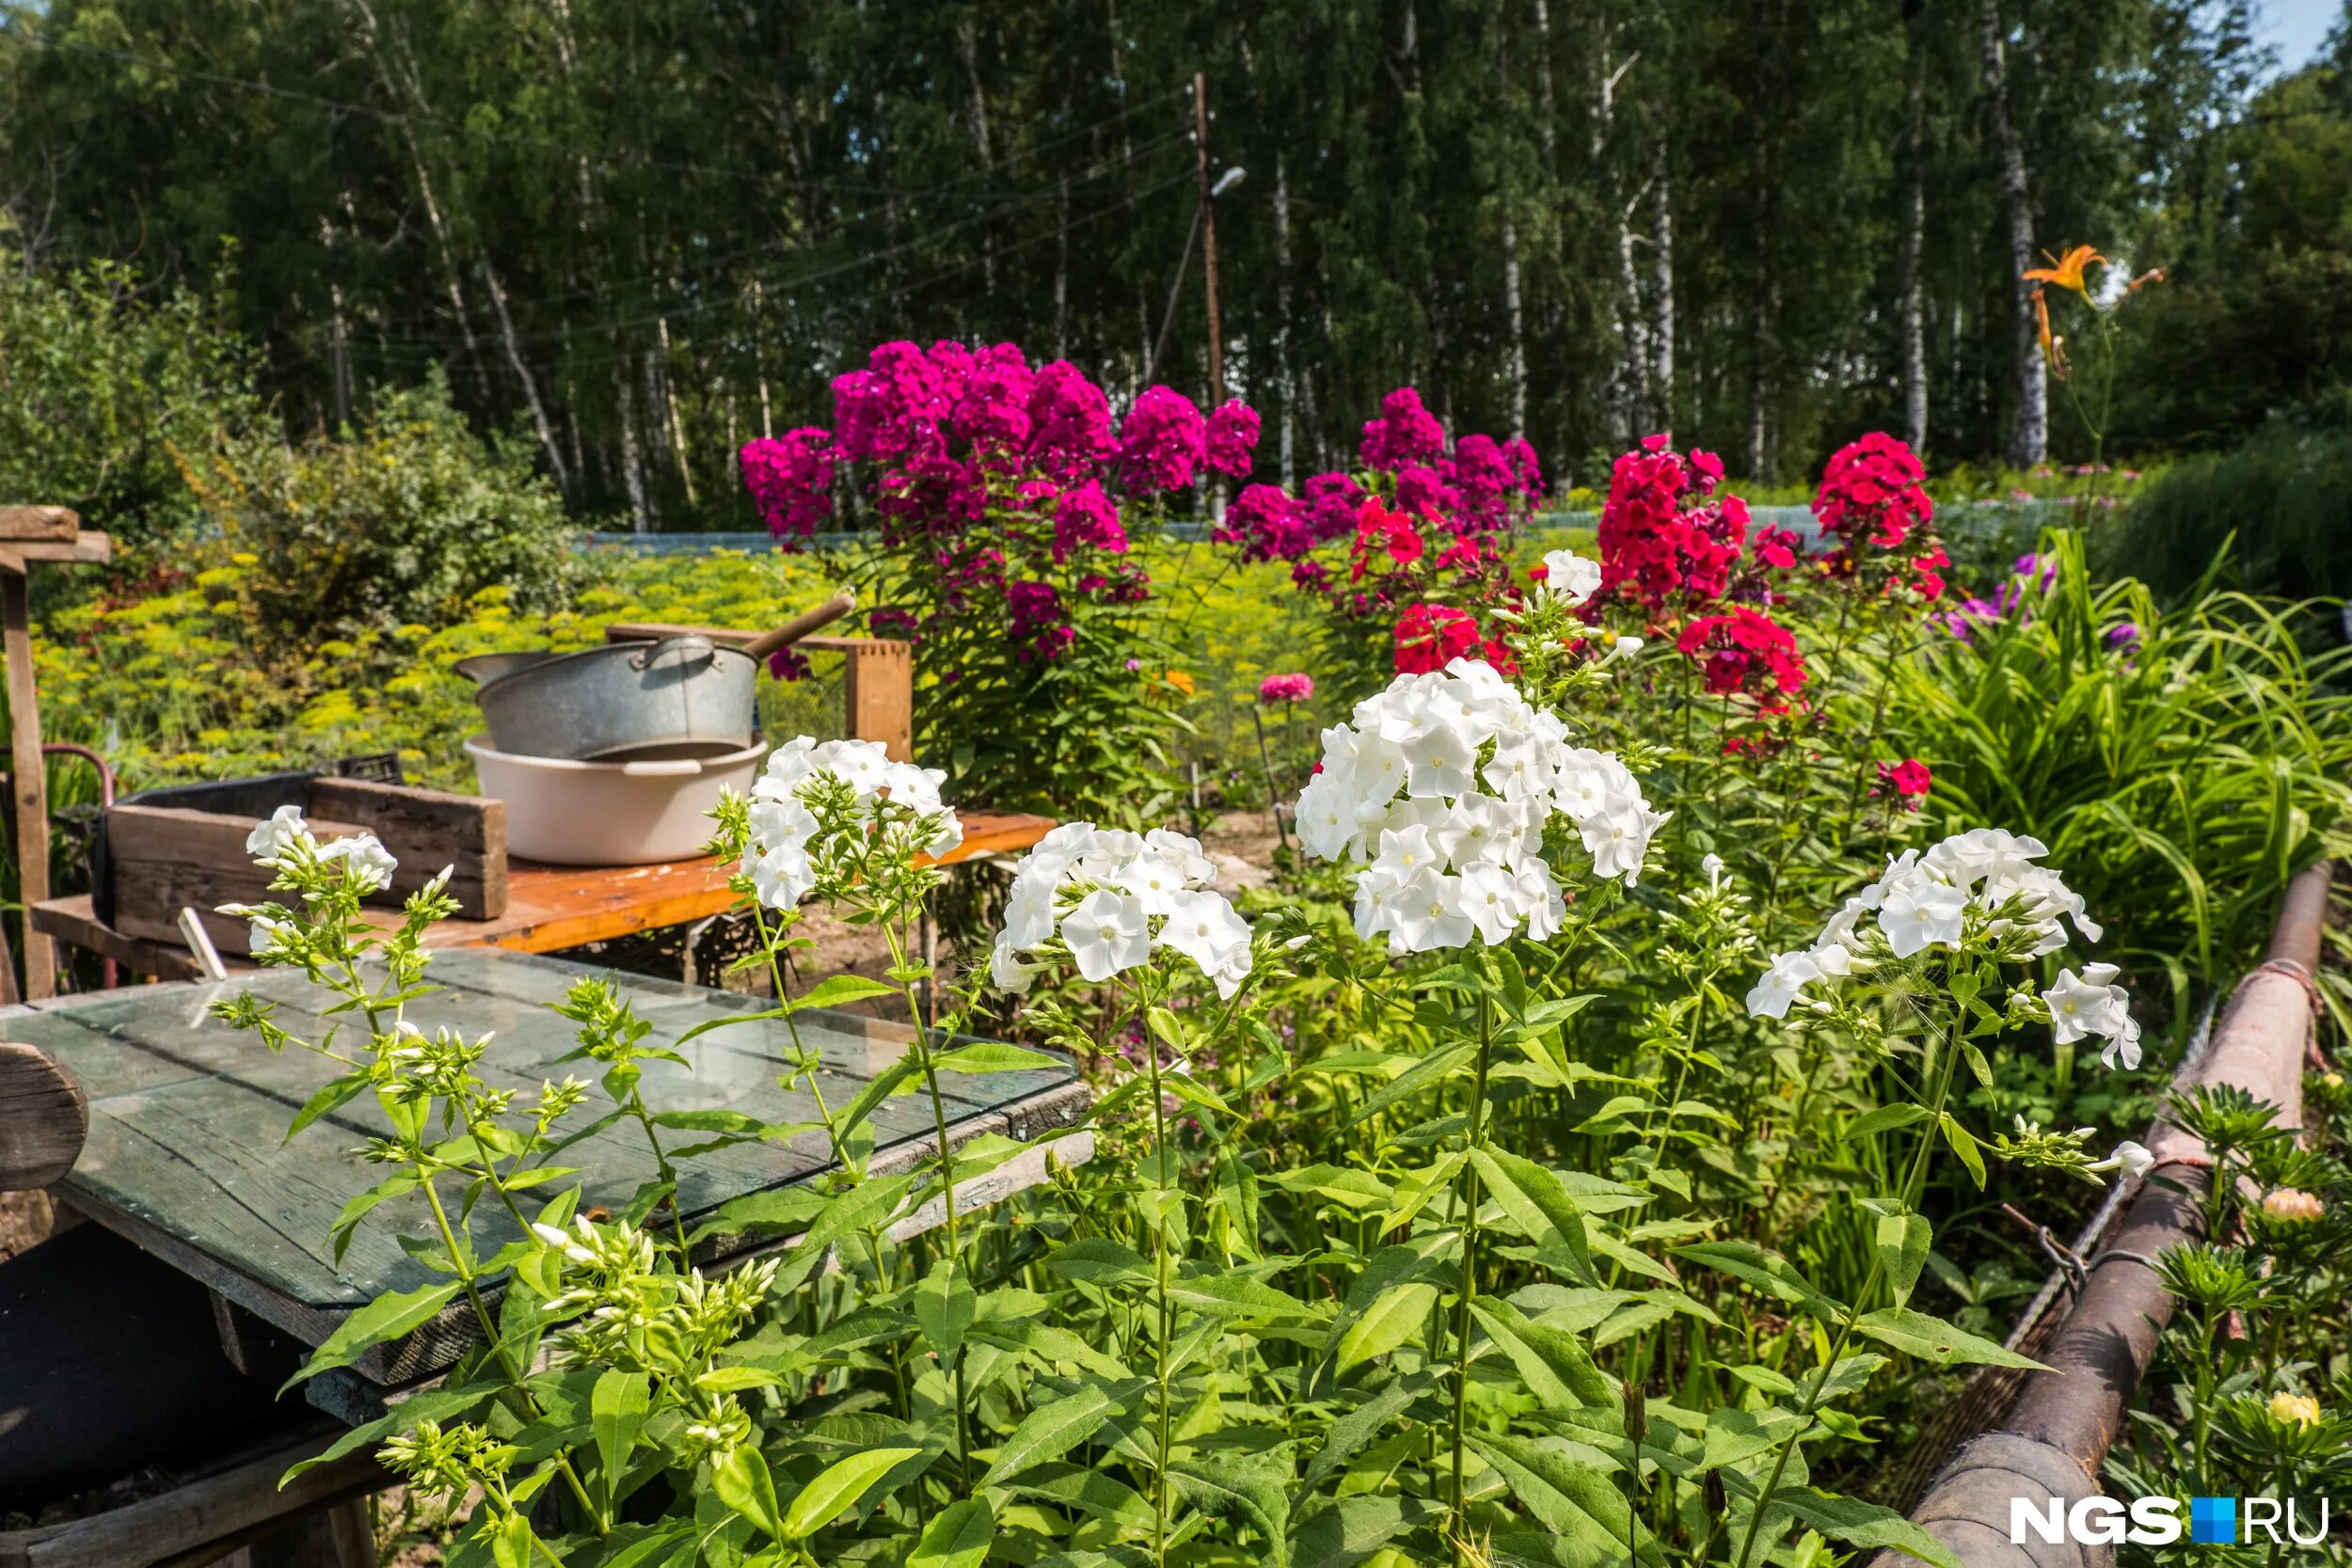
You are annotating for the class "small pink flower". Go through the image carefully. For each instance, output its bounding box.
[1258,673,1314,704]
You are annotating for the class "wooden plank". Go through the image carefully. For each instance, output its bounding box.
[29,895,220,982]
[842,640,914,761]
[0,506,79,544]
[0,1041,85,1189]
[3,570,54,999]
[310,777,508,918]
[0,1427,383,1568]
[4,531,111,566]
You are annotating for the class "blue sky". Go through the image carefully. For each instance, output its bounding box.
[2258,0,2341,71]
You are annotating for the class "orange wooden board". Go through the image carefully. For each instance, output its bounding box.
[34,812,1054,975]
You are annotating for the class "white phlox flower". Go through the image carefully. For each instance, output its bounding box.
[1292,659,1662,955]
[739,736,963,909]
[315,832,399,895]
[246,803,311,865]
[987,823,1254,997]
[1539,548,1603,608]
[2043,961,2142,1069]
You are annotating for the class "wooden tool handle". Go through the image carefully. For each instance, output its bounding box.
[742,593,857,661]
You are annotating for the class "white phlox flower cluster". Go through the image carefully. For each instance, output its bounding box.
[1293,659,1665,955]
[1745,827,2139,1067]
[225,803,428,956]
[989,823,1253,998]
[741,736,962,908]
[244,803,401,893]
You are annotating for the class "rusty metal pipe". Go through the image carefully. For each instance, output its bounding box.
[1872,859,2332,1568]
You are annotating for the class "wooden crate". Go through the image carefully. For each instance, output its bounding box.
[105,778,507,955]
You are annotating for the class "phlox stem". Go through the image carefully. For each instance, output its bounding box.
[1447,983,1496,1566]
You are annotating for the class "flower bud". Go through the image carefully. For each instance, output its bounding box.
[2261,1187,2324,1224]
[2267,1390,2321,1427]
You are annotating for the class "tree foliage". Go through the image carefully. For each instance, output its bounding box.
[0,0,2316,527]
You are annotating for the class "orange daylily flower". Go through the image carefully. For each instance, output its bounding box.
[2022,244,2105,296]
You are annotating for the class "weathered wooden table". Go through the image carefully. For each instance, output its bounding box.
[9,946,1089,1413]
[30,811,1057,984]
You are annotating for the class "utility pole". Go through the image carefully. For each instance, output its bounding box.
[1195,71,1226,409]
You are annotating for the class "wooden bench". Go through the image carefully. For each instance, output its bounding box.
[0,1043,377,1568]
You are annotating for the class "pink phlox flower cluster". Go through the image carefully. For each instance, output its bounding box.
[739,428,838,543]
[1596,435,1750,612]
[1118,385,1209,492]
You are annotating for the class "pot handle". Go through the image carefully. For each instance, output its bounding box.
[744,592,857,663]
[619,756,707,777]
[630,634,718,673]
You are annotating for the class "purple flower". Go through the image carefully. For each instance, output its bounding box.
[1216,483,1310,562]
[2106,621,2141,652]
[952,342,1037,454]
[1395,465,1461,529]
[739,430,837,541]
[1258,673,1314,704]
[1117,385,1207,491]
[1026,359,1116,480]
[1052,480,1128,560]
[1204,400,1261,478]
[1359,386,1446,470]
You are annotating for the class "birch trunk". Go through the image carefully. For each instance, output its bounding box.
[1900,36,1929,455]
[1979,0,2046,467]
[1274,153,1296,486]
[1649,140,1674,425]
[656,316,695,507]
[614,368,652,532]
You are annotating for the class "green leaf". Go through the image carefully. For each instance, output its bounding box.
[1840,1103,1931,1142]
[1166,1270,1322,1322]
[977,1381,1142,1488]
[1465,1432,1659,1567]
[285,1069,372,1142]
[1335,1282,1438,1373]
[930,1041,1068,1073]
[1346,1039,1474,1128]
[326,1170,420,1264]
[1852,1307,2048,1370]
[1670,1241,1840,1319]
[1770,1486,1966,1568]
[1263,1163,1394,1211]
[1004,1463,1155,1530]
[1469,1147,1598,1284]
[915,1259,976,1362]
[687,1185,829,1245]
[1470,1298,1619,1412]
[1302,1371,1434,1492]
[591,1370,650,1503]
[1862,1200,1932,1308]
[280,1379,500,1483]
[1170,1457,1292,1568]
[1044,1237,1152,1288]
[780,1446,921,1539]
[284,1280,464,1391]
[1290,1496,1442,1568]
[1938,1113,1988,1189]
[712,1445,785,1538]
[792,973,899,1012]
[907,1497,994,1568]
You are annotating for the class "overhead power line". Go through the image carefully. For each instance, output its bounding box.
[0,21,1183,199]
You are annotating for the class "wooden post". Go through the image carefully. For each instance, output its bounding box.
[1,565,54,999]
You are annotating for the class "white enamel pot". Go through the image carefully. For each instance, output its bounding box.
[467,736,768,865]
